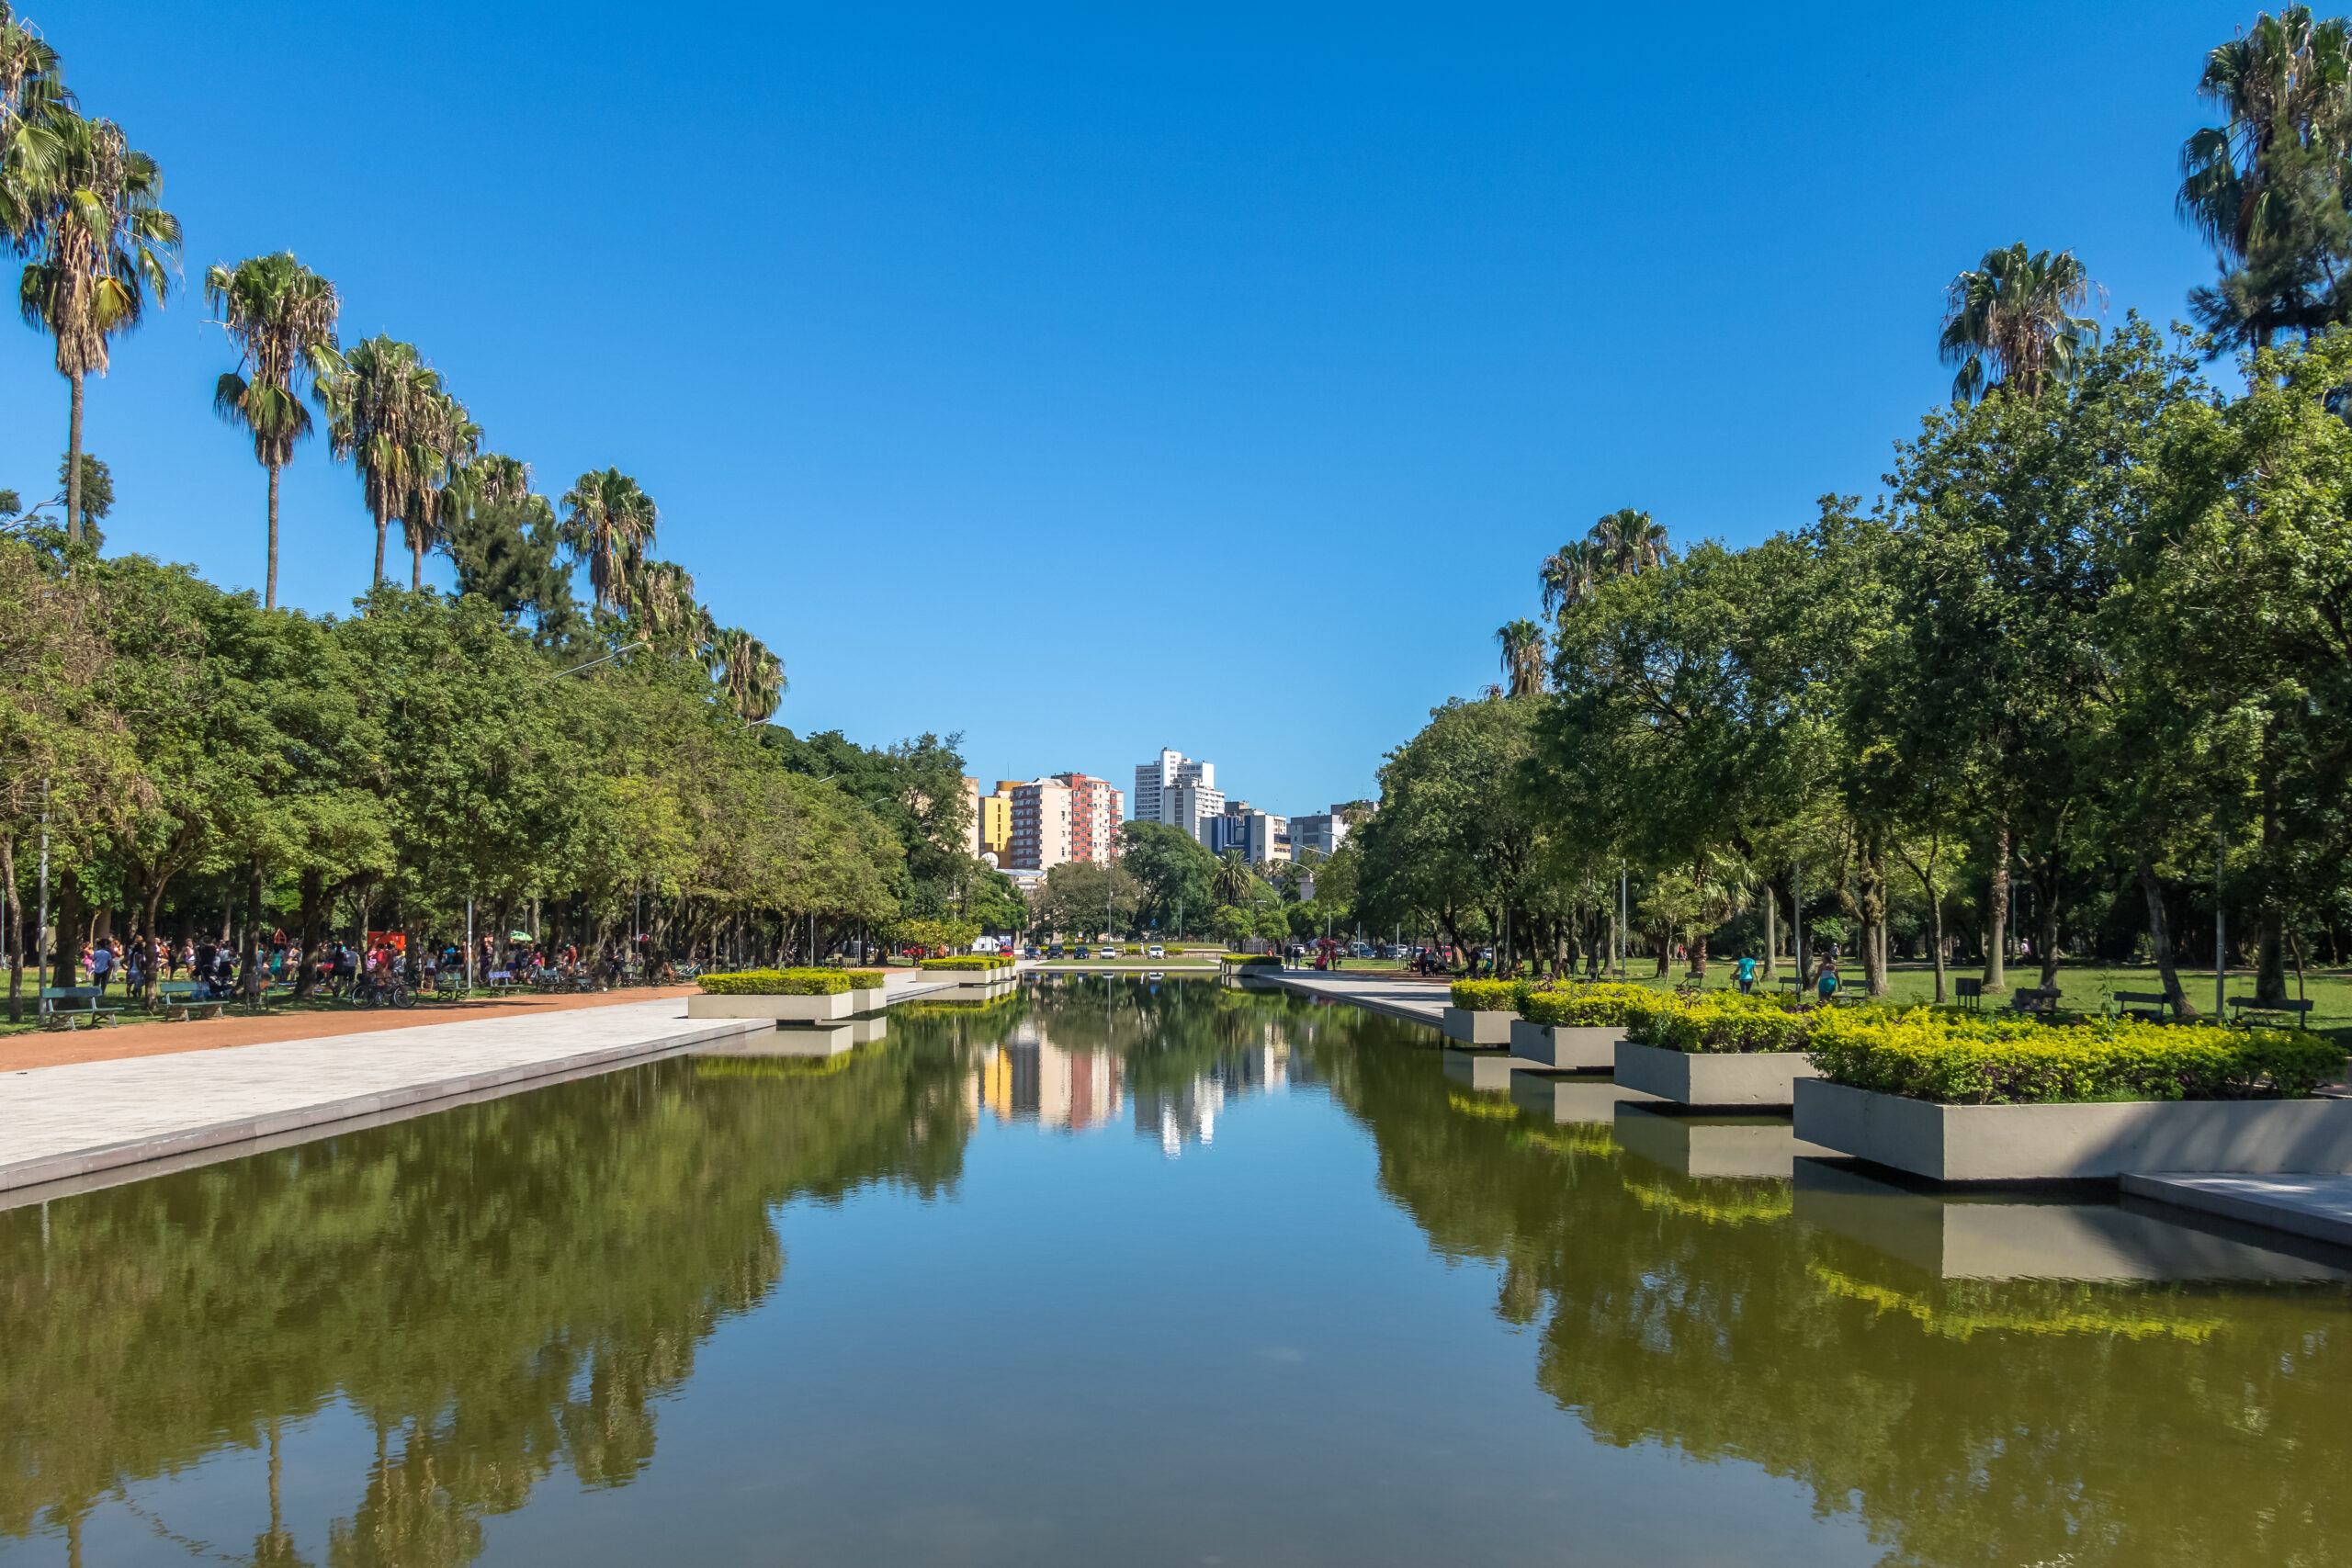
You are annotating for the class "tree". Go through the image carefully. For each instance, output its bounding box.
[52,447,105,538]
[1938,243,2103,401]
[1496,617,1545,698]
[400,385,477,589]
[205,252,342,609]
[440,454,586,649]
[1118,820,1217,931]
[1588,508,1671,576]
[2177,7,2352,349]
[560,468,658,612]
[0,4,68,253]
[1211,847,1255,907]
[15,109,179,544]
[319,335,439,588]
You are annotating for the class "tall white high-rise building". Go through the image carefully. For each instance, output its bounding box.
[1134,748,1220,841]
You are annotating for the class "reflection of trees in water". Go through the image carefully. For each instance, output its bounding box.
[0,1031,977,1567]
[1305,1017,2352,1568]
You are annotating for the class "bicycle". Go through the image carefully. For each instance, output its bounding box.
[353,973,415,1010]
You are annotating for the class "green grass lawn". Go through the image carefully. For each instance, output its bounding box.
[1576,960,2352,1026]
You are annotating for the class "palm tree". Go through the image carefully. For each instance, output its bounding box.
[1212,848,1255,907]
[1537,539,1594,616]
[621,557,707,648]
[2177,7,2352,346]
[400,388,478,589]
[0,4,68,249]
[1588,508,1670,576]
[707,626,786,725]
[16,109,180,544]
[205,253,342,609]
[1495,617,1545,697]
[1938,243,2103,401]
[559,468,658,611]
[318,334,439,586]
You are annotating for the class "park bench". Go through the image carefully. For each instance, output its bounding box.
[2229,996,2317,1029]
[155,979,229,1021]
[2113,989,2174,1024]
[2007,987,2064,1019]
[40,986,125,1030]
[1953,976,1984,1012]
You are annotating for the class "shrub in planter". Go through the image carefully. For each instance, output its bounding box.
[699,968,882,997]
[920,956,1012,972]
[1804,1008,2344,1104]
[1520,982,1668,1030]
[1449,978,1527,1012]
[1632,991,1815,1055]
[1223,953,1280,970]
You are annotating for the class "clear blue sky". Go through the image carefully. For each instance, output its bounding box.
[2,2,2235,817]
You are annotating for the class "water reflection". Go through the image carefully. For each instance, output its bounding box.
[3,982,2347,1568]
[1299,1008,2352,1568]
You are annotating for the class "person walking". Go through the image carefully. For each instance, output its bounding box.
[1815,955,1840,1007]
[1736,952,1757,995]
[89,938,115,995]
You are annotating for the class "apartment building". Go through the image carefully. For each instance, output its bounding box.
[1290,810,1351,858]
[1006,773,1125,870]
[1135,748,1222,842]
[977,781,1019,863]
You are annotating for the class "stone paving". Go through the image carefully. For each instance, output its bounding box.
[0,997,767,1199]
[1253,970,1452,1028]
[2121,1172,2352,1249]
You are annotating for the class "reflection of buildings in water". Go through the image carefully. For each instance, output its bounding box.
[1133,1025,1308,1156]
[967,1021,1124,1131]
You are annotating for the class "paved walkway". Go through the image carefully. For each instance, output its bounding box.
[2121,1173,2352,1249]
[0,998,767,1201]
[1256,971,1451,1029]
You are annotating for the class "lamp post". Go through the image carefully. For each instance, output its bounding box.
[544,639,647,682]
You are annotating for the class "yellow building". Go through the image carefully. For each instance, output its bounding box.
[978,786,1015,863]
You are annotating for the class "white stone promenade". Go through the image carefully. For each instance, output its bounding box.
[0,998,766,1201]
[1256,970,1451,1029]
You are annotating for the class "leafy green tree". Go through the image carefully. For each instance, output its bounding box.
[1118,819,1216,931]
[51,448,105,541]
[439,453,586,649]
[15,108,179,543]
[205,252,342,609]
[560,467,658,612]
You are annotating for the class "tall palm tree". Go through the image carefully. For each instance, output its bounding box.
[707,626,786,725]
[2177,6,2352,348]
[559,468,658,610]
[206,253,342,610]
[0,3,68,249]
[1537,539,1594,616]
[1588,508,1670,576]
[621,556,707,648]
[1938,244,2103,401]
[318,334,438,587]
[1496,618,1545,697]
[16,109,179,544]
[400,388,477,589]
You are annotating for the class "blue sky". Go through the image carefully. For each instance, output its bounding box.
[3,2,2234,816]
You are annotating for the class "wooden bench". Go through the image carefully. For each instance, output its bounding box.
[2114,989,2174,1023]
[40,986,126,1029]
[2007,987,2064,1018]
[2230,996,2317,1028]
[155,980,229,1021]
[1953,976,1984,1012]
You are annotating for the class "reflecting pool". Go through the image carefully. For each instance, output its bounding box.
[3,977,2347,1566]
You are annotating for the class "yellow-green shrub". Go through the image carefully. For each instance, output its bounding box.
[698,967,883,996]
[1449,978,1526,1011]
[1633,991,1815,1054]
[919,955,1012,972]
[1520,982,1668,1030]
[1806,1009,2344,1103]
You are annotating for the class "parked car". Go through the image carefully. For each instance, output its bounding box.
[1147,944,1165,958]
[1047,945,1065,959]
[1073,946,1090,960]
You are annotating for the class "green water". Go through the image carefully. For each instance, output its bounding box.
[2,977,2346,1567]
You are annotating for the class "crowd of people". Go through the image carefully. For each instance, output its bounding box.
[49,931,688,1006]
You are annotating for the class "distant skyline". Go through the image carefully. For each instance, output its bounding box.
[1,3,2237,809]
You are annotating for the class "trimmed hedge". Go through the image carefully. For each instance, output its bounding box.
[1222,953,1280,969]
[1449,978,1525,1011]
[1631,991,1815,1055]
[697,967,883,996]
[920,955,1013,972]
[1521,982,1668,1030]
[1806,1009,2346,1104]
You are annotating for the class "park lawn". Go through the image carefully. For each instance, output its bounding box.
[1587,961,2352,1027]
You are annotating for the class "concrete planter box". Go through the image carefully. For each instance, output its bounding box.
[1441,1007,1515,1046]
[1614,1042,1819,1107]
[1614,1105,1837,1179]
[1793,1078,2352,1181]
[1510,1021,1621,1070]
[851,987,887,1013]
[687,990,855,1021]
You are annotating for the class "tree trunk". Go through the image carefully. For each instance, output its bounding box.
[295,869,323,998]
[2137,846,2194,1017]
[266,461,282,610]
[2,834,21,1024]
[242,861,264,1005]
[1762,885,1777,981]
[50,869,80,988]
[65,371,85,545]
[2034,862,2062,991]
[1858,826,1889,998]
[2256,772,2289,1005]
[373,502,388,588]
[412,535,424,592]
[1982,818,2008,993]
[1690,857,1710,978]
